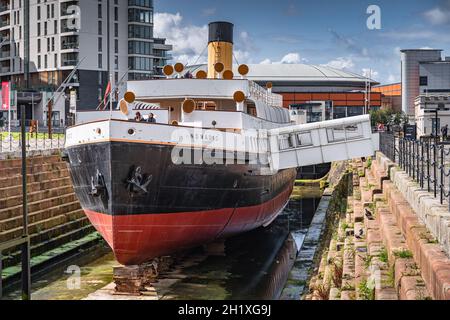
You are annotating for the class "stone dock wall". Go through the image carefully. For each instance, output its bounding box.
[0,151,101,291]
[306,153,450,300]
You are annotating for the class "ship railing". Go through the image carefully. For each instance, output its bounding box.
[248,81,283,108]
[0,131,66,154]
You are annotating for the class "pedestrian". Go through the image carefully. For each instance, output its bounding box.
[442,124,448,141]
[147,113,157,123]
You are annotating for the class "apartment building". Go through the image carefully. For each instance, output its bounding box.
[0,0,172,127]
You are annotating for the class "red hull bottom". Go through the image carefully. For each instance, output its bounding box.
[85,185,294,265]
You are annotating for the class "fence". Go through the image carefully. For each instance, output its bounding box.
[0,132,65,153]
[380,132,450,210]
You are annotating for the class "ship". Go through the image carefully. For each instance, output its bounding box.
[63,22,340,265]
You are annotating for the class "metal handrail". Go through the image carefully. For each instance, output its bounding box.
[380,132,450,210]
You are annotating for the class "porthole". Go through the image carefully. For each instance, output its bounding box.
[128,128,136,136]
[95,128,102,135]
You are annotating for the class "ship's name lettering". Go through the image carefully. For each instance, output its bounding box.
[190,133,219,142]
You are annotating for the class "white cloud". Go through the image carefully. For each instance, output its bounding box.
[154,12,208,65]
[259,53,306,65]
[280,53,301,64]
[361,68,379,80]
[387,74,399,83]
[322,57,355,70]
[259,58,272,65]
[424,7,450,25]
[154,12,255,65]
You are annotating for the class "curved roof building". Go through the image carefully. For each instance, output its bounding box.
[183,63,378,92]
[180,63,381,118]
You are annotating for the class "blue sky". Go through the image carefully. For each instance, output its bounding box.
[154,0,450,84]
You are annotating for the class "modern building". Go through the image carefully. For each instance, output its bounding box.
[372,83,402,113]
[399,49,450,136]
[0,0,172,128]
[401,49,450,117]
[183,63,381,120]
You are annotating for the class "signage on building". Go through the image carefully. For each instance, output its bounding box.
[1,81,10,111]
[404,124,417,140]
[70,90,77,113]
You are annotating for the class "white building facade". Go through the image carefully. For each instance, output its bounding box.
[415,94,450,137]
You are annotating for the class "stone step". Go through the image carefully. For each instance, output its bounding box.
[0,192,78,221]
[0,161,68,178]
[0,177,72,198]
[0,208,85,243]
[0,199,81,233]
[0,168,70,188]
[0,184,74,209]
[2,215,93,268]
[0,155,62,170]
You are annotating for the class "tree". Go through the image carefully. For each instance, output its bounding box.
[369,109,407,127]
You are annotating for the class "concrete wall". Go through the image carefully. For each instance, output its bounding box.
[420,63,450,93]
[377,152,450,257]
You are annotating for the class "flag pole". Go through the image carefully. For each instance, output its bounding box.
[109,73,113,119]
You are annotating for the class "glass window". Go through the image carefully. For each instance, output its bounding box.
[420,76,428,86]
[296,132,313,147]
[327,126,346,143]
[345,125,364,140]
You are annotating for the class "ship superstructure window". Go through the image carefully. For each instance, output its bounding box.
[247,105,257,117]
[327,125,363,143]
[296,132,313,147]
[278,134,295,150]
[327,126,346,143]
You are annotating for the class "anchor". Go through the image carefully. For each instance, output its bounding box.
[89,169,107,197]
[126,166,152,194]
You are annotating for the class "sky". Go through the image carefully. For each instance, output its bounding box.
[153,0,450,84]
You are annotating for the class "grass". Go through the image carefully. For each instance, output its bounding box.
[379,247,389,263]
[358,280,375,300]
[366,157,373,169]
[393,249,414,259]
[363,254,373,269]
[314,283,330,300]
[383,266,395,288]
[341,282,355,292]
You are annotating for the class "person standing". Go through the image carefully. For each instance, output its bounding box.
[134,112,143,122]
[442,124,448,142]
[147,113,157,123]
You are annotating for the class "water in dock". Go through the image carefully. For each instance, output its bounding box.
[3,186,322,300]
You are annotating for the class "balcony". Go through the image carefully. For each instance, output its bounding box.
[62,59,78,67]
[61,41,79,50]
[0,66,10,73]
[0,4,10,13]
[0,50,10,58]
[0,18,9,29]
[60,1,79,17]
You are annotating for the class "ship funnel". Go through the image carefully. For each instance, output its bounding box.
[208,21,234,79]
